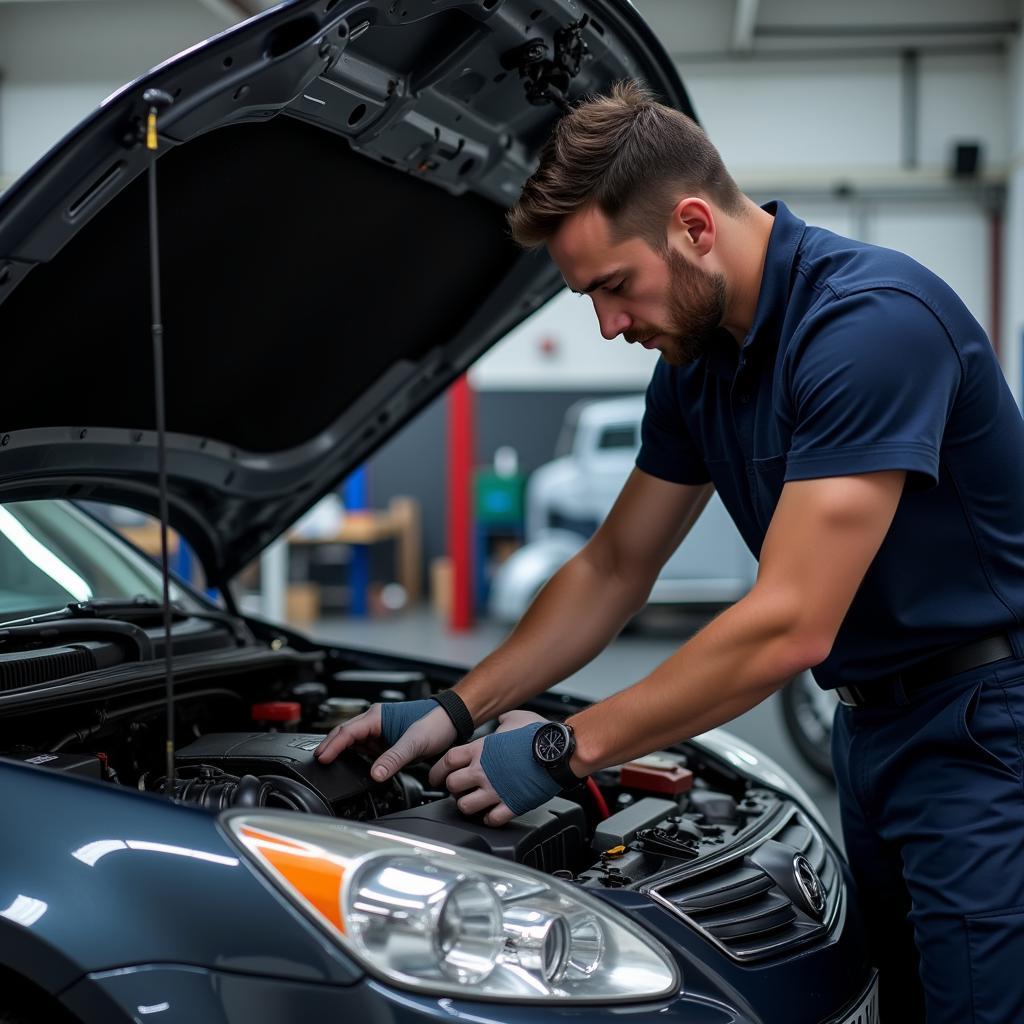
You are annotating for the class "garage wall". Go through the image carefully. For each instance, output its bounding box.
[686,53,1009,175]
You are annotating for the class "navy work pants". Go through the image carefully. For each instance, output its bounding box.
[832,655,1024,1023]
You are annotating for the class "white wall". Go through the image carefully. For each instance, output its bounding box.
[470,288,660,391]
[684,53,1009,177]
[688,57,906,175]
[1004,8,1024,403]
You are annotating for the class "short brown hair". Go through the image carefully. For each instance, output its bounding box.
[507,80,745,250]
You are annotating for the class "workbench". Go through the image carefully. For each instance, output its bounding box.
[287,495,422,616]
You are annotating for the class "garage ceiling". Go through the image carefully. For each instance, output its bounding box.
[0,0,1018,54]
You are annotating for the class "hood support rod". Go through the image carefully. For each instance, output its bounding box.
[144,87,177,795]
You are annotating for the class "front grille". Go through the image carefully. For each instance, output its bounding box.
[646,807,841,963]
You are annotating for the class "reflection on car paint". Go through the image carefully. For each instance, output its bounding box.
[71,839,239,868]
[0,894,48,927]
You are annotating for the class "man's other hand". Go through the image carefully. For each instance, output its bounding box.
[315,699,457,782]
[429,711,559,827]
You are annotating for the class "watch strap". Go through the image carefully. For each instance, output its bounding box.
[430,689,475,745]
[547,755,583,790]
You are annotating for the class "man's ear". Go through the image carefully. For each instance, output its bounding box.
[667,197,715,257]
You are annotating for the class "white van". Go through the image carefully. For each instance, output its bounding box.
[491,395,758,622]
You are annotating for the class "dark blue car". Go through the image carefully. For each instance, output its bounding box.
[0,2,875,1021]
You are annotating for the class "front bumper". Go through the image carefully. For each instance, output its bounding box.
[61,954,875,1024]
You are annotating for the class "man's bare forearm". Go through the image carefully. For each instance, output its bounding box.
[564,583,822,775]
[454,549,650,722]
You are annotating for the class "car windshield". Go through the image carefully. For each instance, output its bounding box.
[597,424,639,450]
[0,500,198,623]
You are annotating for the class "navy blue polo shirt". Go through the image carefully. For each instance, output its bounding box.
[637,201,1024,689]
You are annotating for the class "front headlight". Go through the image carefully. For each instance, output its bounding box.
[224,812,679,1003]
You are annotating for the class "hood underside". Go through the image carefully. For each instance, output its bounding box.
[0,0,691,585]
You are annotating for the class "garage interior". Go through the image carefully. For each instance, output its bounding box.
[2,0,1023,854]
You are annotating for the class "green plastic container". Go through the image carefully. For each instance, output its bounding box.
[474,471,526,527]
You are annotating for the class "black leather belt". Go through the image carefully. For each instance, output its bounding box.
[835,634,1014,708]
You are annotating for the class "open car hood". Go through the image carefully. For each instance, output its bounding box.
[0,0,690,586]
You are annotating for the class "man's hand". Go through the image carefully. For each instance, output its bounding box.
[429,712,559,827]
[315,699,457,782]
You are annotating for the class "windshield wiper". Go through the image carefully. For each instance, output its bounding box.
[0,597,163,627]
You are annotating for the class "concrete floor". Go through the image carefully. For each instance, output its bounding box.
[312,606,843,844]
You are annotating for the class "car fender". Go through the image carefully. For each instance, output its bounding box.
[692,727,836,844]
[0,760,361,989]
[0,914,87,996]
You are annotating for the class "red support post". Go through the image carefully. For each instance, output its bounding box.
[447,374,475,631]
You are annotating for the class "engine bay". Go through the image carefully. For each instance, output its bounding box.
[1,661,786,890]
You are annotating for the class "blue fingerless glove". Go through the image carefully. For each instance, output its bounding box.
[480,723,561,817]
[380,699,438,746]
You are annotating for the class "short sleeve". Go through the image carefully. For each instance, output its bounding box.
[784,289,962,489]
[636,361,712,485]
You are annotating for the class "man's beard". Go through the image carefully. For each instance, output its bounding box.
[625,249,727,367]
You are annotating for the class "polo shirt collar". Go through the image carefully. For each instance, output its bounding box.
[743,200,806,353]
[697,200,805,380]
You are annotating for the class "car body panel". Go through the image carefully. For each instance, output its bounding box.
[0,657,871,1024]
[0,760,361,991]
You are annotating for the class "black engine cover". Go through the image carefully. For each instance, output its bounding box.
[175,732,371,810]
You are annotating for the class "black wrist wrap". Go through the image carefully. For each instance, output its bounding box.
[430,689,475,745]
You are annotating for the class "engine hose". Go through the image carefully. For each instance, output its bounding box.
[151,765,332,816]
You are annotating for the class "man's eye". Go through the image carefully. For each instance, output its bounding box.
[607,280,625,294]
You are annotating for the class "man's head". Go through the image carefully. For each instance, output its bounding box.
[507,81,746,365]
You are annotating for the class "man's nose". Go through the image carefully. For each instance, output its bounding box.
[593,299,631,340]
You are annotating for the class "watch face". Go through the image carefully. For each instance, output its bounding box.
[534,723,569,765]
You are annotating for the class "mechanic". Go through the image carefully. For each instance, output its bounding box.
[317,81,1024,1021]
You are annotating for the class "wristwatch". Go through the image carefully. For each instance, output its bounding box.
[532,721,583,790]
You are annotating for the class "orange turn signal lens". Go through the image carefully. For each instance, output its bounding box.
[237,825,346,932]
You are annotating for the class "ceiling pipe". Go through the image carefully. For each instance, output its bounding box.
[756,21,1020,39]
[672,42,1005,63]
